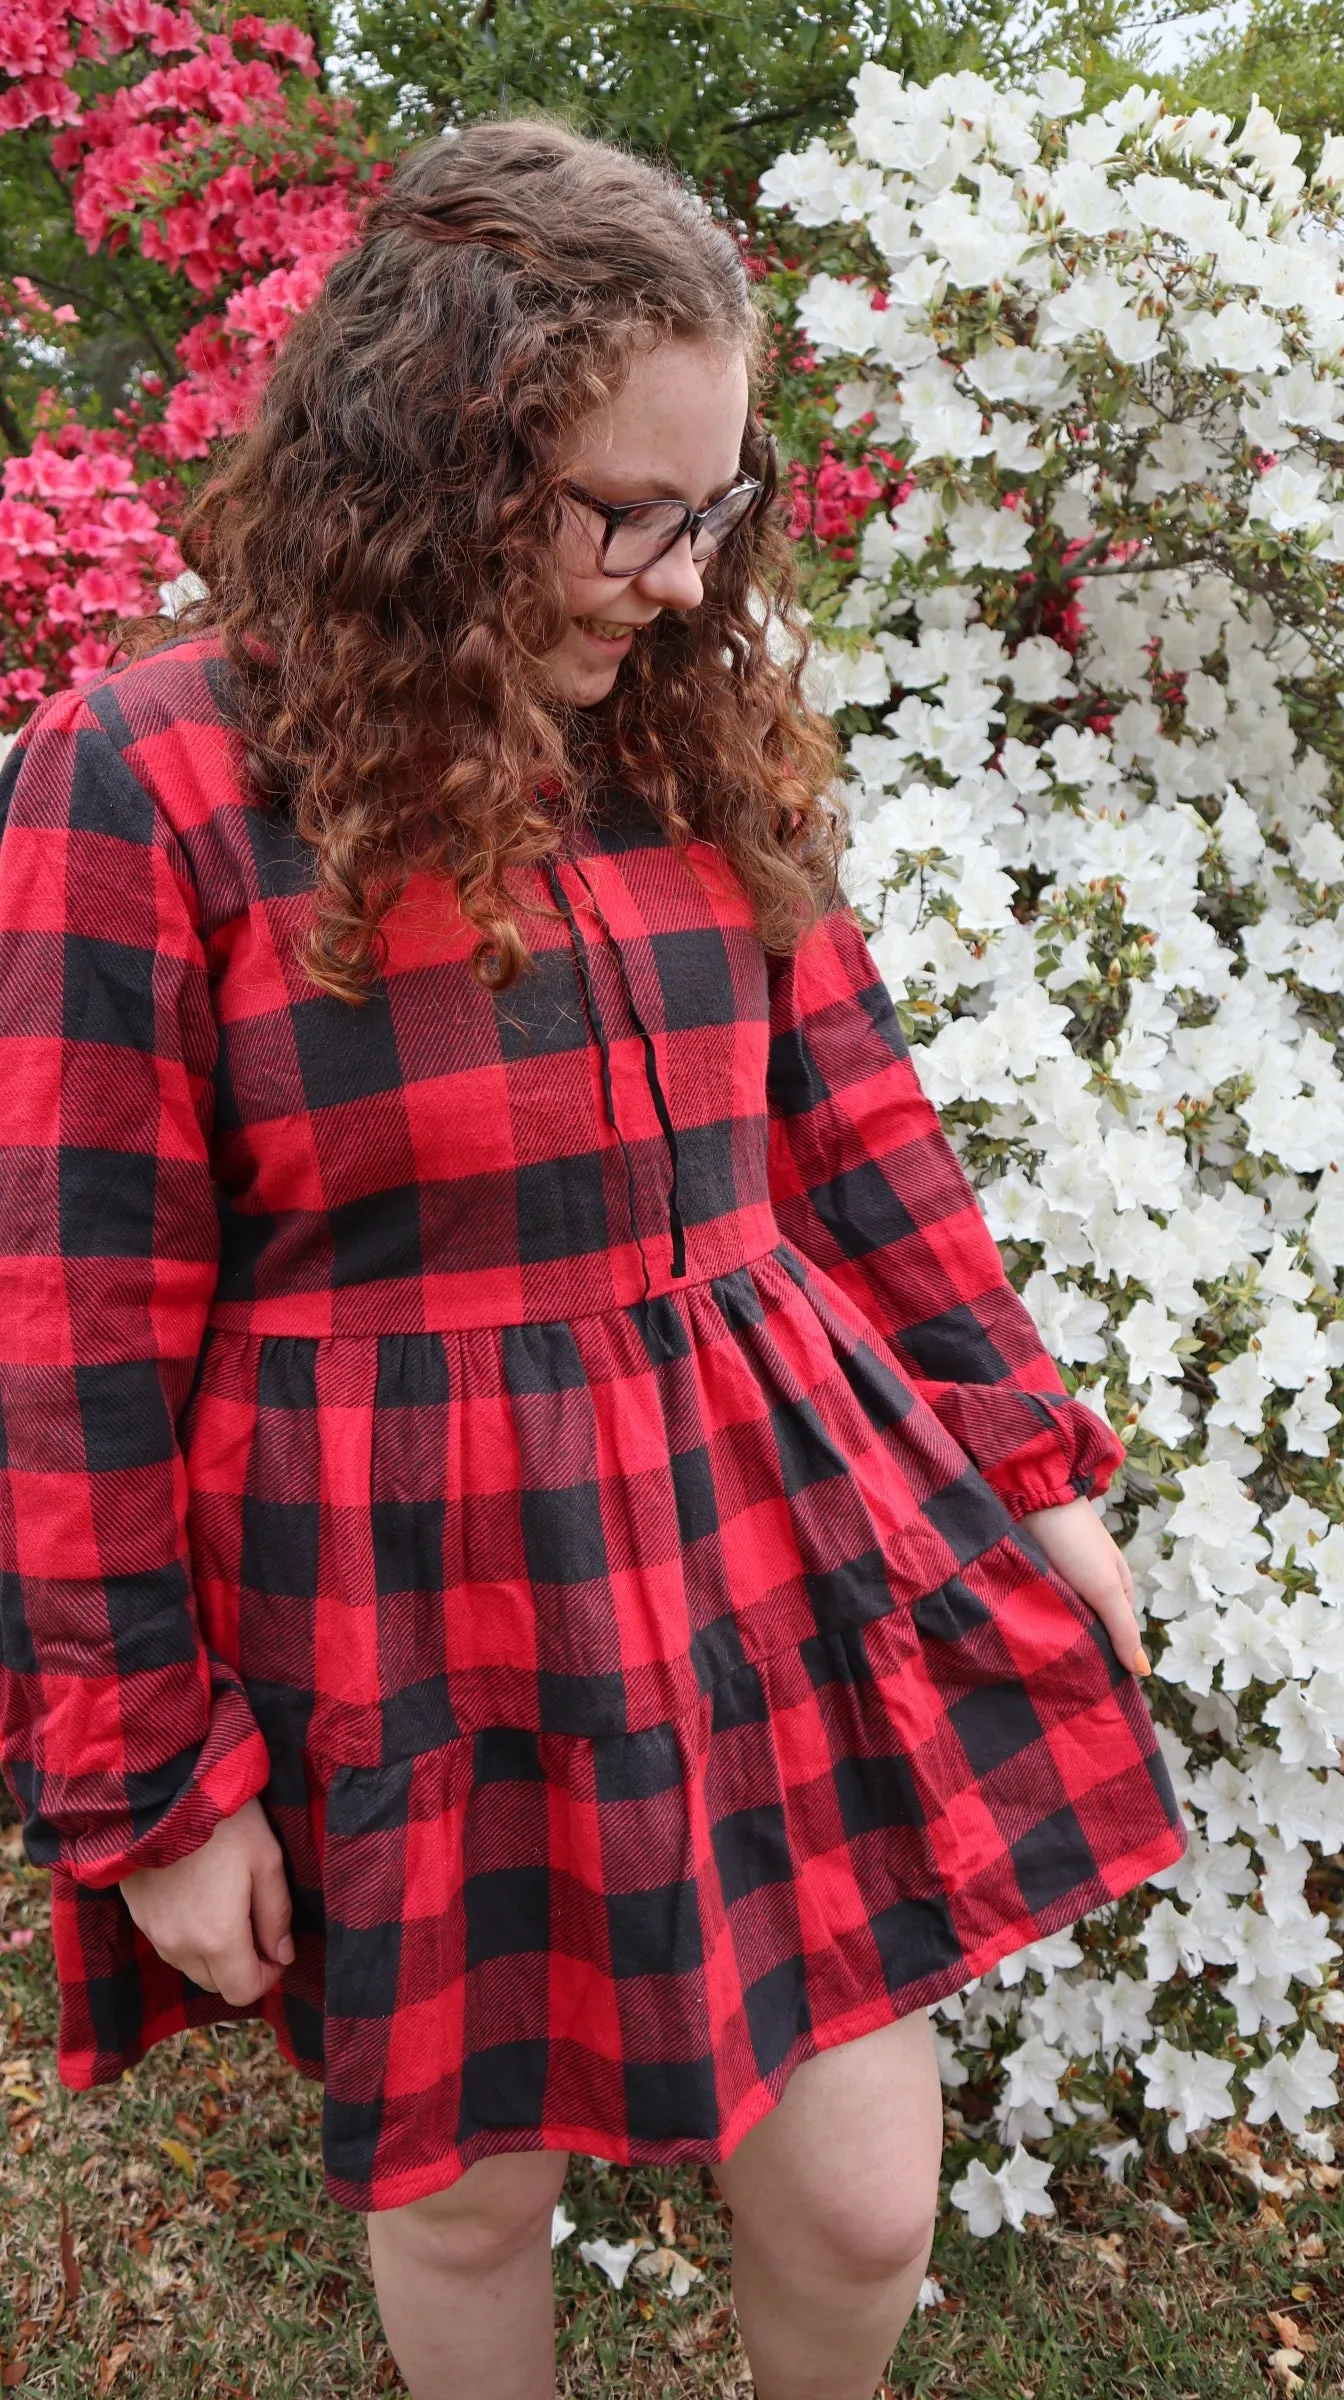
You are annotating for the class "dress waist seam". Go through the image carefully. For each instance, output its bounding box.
[203,1229,788,1340]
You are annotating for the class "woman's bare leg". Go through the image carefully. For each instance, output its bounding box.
[367,2148,570,2400]
[714,2009,942,2400]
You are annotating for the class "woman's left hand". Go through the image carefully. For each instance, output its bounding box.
[1016,1495,1151,1679]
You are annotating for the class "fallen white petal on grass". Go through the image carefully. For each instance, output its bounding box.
[1092,2137,1141,2184]
[578,2236,652,2289]
[550,2205,576,2248]
[916,2275,946,2309]
[633,2246,705,2298]
[1138,2198,1190,2231]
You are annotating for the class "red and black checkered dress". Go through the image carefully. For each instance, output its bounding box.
[0,640,1183,2211]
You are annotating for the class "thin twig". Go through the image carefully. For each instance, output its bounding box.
[0,377,27,456]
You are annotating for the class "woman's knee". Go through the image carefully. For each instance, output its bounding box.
[368,2149,570,2278]
[722,2012,942,2290]
[745,2163,937,2291]
[815,2177,937,2286]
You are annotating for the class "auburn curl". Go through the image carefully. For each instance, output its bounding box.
[163,116,845,999]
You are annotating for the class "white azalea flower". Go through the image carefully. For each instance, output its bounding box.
[1001,2032,1069,2108]
[1208,1349,1273,1434]
[1006,634,1077,703]
[1116,1300,1183,1387]
[1139,1378,1195,1445]
[1044,724,1121,788]
[946,501,1035,573]
[980,1168,1047,1244]
[1021,1269,1110,1362]
[950,2145,1056,2236]
[1050,161,1131,236]
[802,644,892,715]
[1263,1679,1343,1768]
[757,141,884,227]
[885,487,946,561]
[1165,1462,1263,1550]
[1039,269,1162,364]
[1253,1303,1330,1390]
[1129,172,1232,250]
[1137,2040,1237,2153]
[1282,1378,1341,1457]
[1101,1126,1188,1213]
[998,1930,1085,1986]
[1035,66,1086,117]
[918,188,1033,288]
[1093,1977,1161,2058]
[1248,460,1334,534]
[1245,2035,1339,2134]
[1183,302,1287,375]
[1156,1609,1233,1694]
[947,2157,1006,2237]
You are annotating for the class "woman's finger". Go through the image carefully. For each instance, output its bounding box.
[202,1936,279,2009]
[250,1843,295,1970]
[1087,1573,1148,1677]
[173,1951,221,1996]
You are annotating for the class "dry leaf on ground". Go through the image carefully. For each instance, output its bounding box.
[97,2341,134,2394]
[59,2201,82,2310]
[1269,2314,1317,2355]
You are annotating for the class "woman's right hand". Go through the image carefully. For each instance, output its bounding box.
[119,1795,294,2006]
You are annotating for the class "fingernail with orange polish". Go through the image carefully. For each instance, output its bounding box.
[1133,1647,1151,1677]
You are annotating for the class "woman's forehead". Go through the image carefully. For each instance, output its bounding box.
[566,341,749,497]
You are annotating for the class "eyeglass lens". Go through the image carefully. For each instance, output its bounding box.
[602,483,759,575]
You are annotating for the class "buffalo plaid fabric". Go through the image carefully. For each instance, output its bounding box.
[0,641,1184,2212]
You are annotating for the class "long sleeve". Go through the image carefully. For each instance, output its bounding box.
[0,691,269,1888]
[766,906,1124,1518]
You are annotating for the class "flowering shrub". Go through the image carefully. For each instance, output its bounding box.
[761,69,1344,2210]
[786,437,892,549]
[0,278,185,712]
[0,1,382,713]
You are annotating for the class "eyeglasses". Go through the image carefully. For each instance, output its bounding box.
[564,472,766,577]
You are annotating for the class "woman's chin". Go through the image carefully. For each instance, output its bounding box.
[549,653,622,708]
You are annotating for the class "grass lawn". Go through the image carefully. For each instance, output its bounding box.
[2,1824,1341,2399]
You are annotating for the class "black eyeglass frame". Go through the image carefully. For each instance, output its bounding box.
[563,470,768,577]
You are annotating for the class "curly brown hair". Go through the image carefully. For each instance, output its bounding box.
[167,116,843,997]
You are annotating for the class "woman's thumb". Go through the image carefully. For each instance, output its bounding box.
[250,1837,295,1968]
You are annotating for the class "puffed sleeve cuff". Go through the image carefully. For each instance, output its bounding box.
[22,1662,271,1892]
[920,1382,1127,1520]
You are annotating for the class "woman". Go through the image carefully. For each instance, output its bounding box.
[0,118,1183,2400]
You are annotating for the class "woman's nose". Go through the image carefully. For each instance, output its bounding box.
[633,532,705,612]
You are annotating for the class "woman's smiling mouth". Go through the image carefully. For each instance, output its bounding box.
[574,615,639,649]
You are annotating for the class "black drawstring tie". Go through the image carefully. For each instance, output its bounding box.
[544,850,688,1303]
[565,854,687,1283]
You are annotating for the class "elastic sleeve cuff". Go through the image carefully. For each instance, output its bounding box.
[982,1402,1127,1521]
[919,1383,1125,1520]
[51,1668,271,1891]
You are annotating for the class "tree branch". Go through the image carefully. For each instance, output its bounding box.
[305,0,330,89]
[0,376,27,456]
[719,85,841,137]
[36,154,179,376]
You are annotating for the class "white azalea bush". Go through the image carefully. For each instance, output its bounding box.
[761,66,1344,2222]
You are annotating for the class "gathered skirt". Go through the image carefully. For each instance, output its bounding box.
[52,1240,1184,2211]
